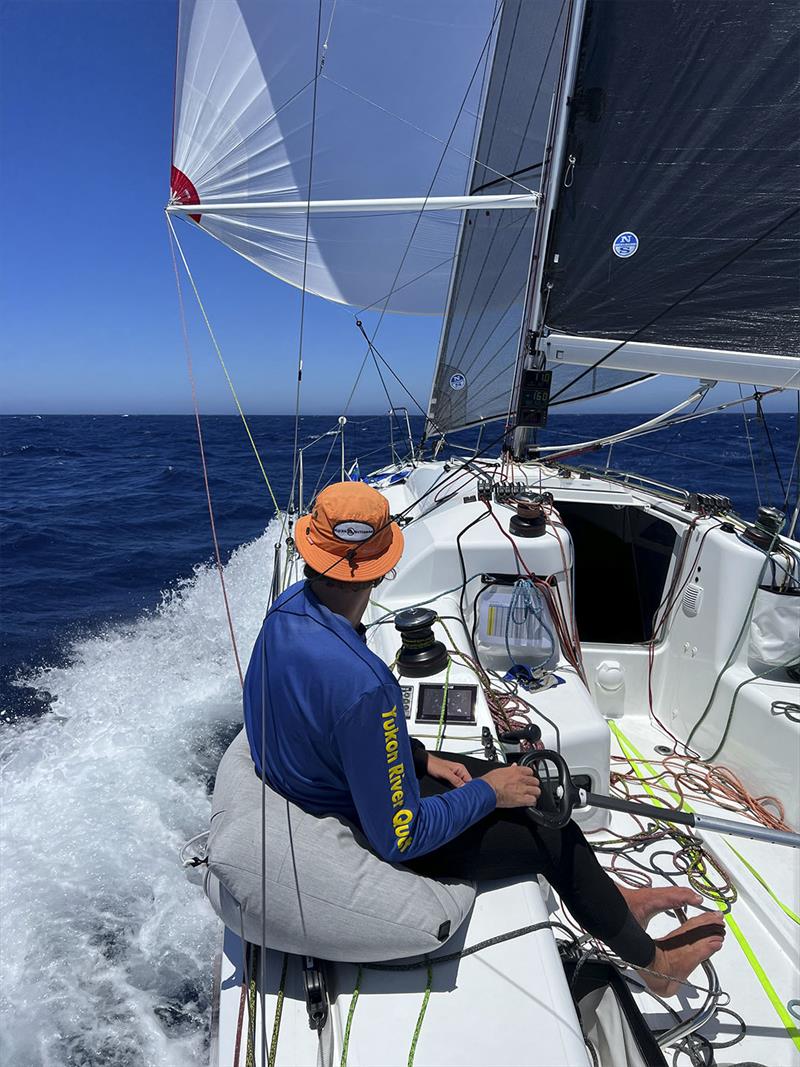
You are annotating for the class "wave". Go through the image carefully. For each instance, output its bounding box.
[0,521,280,1066]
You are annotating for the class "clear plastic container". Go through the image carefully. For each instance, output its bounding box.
[476,580,559,670]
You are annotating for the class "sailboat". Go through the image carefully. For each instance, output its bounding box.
[167,1,800,1065]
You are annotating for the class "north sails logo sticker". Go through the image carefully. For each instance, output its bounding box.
[449,372,466,391]
[612,232,639,258]
[333,521,375,542]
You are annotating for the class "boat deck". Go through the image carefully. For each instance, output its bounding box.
[594,714,800,1067]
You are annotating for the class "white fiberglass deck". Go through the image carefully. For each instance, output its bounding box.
[208,458,800,1067]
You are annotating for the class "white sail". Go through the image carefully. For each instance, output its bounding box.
[171,0,504,313]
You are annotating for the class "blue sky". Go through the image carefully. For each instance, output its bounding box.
[0,1,793,416]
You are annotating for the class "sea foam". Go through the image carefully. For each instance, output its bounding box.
[0,522,279,1066]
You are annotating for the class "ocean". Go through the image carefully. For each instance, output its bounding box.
[1,411,797,1065]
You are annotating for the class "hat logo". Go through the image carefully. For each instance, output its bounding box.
[333,520,375,542]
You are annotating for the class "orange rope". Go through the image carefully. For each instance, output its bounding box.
[167,218,244,687]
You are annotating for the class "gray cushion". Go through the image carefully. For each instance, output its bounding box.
[204,729,475,962]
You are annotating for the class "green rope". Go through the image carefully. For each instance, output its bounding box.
[267,952,289,1067]
[339,966,362,1067]
[245,945,258,1067]
[407,964,433,1067]
[434,658,452,752]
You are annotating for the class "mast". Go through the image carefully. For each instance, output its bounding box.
[509,0,587,459]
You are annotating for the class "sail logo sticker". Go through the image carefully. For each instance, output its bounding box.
[612,232,639,258]
[449,372,466,391]
[333,521,375,542]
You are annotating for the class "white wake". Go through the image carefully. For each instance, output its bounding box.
[0,522,280,1066]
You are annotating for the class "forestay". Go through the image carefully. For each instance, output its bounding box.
[170,0,504,313]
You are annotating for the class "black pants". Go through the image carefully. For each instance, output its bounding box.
[409,752,655,967]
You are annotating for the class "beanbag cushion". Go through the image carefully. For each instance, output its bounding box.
[204,729,475,961]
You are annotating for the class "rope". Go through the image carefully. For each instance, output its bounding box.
[245,947,258,1067]
[167,218,244,686]
[166,216,281,516]
[609,723,800,1052]
[406,964,433,1067]
[339,966,362,1067]
[364,920,576,971]
[434,657,452,752]
[268,953,289,1067]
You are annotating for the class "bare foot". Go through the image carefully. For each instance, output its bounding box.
[639,913,726,997]
[619,885,703,929]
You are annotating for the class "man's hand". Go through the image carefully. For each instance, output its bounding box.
[426,754,473,788]
[483,764,541,809]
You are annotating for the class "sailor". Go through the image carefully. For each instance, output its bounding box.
[244,482,724,996]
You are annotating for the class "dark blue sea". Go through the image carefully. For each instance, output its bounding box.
[2,412,797,718]
[0,411,797,1066]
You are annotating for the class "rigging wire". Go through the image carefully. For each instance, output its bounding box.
[754,391,787,501]
[166,218,244,686]
[434,0,568,392]
[781,418,800,515]
[348,3,505,421]
[549,204,800,402]
[166,216,281,516]
[289,0,325,513]
[320,72,538,197]
[738,385,762,508]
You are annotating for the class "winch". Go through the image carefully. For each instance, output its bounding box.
[394,607,449,677]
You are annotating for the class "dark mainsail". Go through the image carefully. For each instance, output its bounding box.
[543,0,800,403]
[427,0,568,434]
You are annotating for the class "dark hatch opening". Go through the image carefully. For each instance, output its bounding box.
[556,503,677,643]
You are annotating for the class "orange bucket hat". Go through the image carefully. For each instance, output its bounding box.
[295,482,404,582]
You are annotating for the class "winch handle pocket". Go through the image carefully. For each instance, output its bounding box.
[519,749,579,830]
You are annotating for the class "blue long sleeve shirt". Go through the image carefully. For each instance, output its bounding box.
[243,581,496,861]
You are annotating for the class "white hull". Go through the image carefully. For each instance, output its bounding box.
[209,458,800,1067]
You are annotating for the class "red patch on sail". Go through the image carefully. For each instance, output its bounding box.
[170,166,201,223]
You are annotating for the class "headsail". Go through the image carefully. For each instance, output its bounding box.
[542,0,800,400]
[427,0,569,433]
[170,0,507,313]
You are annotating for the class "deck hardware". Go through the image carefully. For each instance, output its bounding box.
[520,750,800,848]
[395,608,449,678]
[302,956,330,1028]
[301,956,329,1032]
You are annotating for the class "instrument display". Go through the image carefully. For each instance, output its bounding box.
[416,684,477,724]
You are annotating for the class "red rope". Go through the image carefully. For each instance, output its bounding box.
[167,219,244,687]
